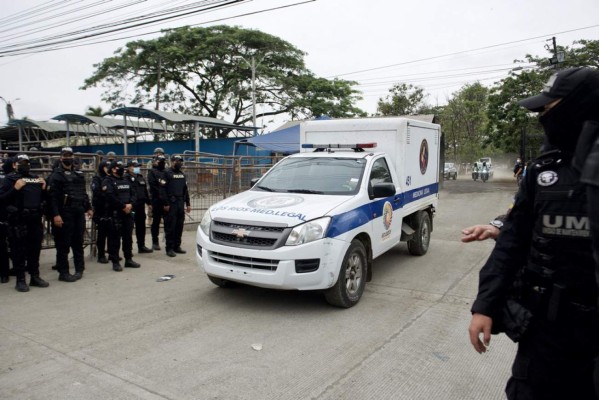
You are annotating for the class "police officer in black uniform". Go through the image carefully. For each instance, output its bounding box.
[161,155,191,257]
[91,160,110,263]
[468,67,599,400]
[124,159,152,253]
[147,154,168,251]
[48,147,94,281]
[0,154,49,292]
[0,157,14,283]
[102,160,140,271]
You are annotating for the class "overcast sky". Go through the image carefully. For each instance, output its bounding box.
[1,0,599,130]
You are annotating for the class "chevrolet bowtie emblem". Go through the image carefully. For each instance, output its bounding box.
[232,228,250,238]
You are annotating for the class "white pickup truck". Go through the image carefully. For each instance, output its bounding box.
[196,117,441,307]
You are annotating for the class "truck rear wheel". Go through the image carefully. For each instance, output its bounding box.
[207,275,236,288]
[407,211,431,256]
[324,240,367,308]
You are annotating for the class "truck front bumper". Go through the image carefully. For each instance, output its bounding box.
[195,228,349,291]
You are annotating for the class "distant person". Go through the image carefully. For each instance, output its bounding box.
[160,155,191,257]
[124,160,153,254]
[91,160,110,264]
[147,154,168,251]
[0,157,14,283]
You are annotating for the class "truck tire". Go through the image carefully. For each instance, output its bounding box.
[207,275,236,288]
[324,240,367,308]
[407,211,431,256]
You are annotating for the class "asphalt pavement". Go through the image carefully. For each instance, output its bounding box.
[0,176,519,400]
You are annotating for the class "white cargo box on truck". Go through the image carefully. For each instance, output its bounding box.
[196,117,441,307]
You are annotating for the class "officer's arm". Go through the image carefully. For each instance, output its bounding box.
[48,173,64,218]
[184,180,190,207]
[158,172,169,203]
[0,177,16,200]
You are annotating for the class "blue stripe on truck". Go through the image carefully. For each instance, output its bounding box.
[326,183,438,238]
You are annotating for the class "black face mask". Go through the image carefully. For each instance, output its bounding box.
[115,167,125,177]
[17,165,30,175]
[157,161,166,170]
[173,162,182,170]
[62,159,73,167]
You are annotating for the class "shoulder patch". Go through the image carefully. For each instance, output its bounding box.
[537,170,558,186]
[102,185,108,191]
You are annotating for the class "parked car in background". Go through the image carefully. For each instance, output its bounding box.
[444,162,457,180]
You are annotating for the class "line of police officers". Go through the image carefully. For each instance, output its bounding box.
[0,147,191,292]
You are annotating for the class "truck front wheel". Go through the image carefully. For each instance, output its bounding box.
[324,240,367,308]
[407,211,431,256]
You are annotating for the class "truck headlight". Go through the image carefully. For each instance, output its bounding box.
[285,217,331,246]
[200,211,212,236]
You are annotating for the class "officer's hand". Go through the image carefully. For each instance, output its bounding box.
[163,205,170,212]
[53,215,64,227]
[468,313,493,354]
[148,205,152,212]
[186,205,191,213]
[40,178,46,190]
[14,179,26,190]
[123,204,132,214]
[86,209,94,219]
[461,225,499,242]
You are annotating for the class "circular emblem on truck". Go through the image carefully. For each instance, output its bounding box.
[248,195,304,209]
[383,201,393,230]
[419,139,429,175]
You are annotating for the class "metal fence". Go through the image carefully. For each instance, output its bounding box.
[8,150,284,252]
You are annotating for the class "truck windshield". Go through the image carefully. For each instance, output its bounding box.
[254,157,367,195]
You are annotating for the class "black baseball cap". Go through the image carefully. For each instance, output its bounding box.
[16,154,30,162]
[127,159,139,166]
[519,67,594,112]
[171,155,183,161]
[61,147,74,156]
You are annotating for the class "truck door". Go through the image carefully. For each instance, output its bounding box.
[368,156,402,257]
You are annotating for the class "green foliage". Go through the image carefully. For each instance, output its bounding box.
[82,25,364,138]
[439,83,489,163]
[85,106,104,116]
[376,83,429,116]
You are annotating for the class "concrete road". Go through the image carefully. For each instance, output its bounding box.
[0,177,519,400]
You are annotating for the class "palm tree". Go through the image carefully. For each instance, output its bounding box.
[85,106,104,116]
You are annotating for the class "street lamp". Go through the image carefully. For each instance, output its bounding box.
[0,96,20,121]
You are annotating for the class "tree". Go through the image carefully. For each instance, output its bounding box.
[81,25,364,138]
[85,106,104,116]
[376,83,430,116]
[440,83,489,163]
[486,39,599,157]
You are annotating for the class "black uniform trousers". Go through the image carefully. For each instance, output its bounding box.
[150,200,165,245]
[0,224,10,278]
[8,216,43,280]
[53,208,86,274]
[95,217,109,258]
[133,202,147,249]
[108,212,134,262]
[165,199,185,252]
[506,309,599,400]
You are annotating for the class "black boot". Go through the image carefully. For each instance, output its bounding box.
[166,250,176,257]
[58,273,77,282]
[138,246,153,254]
[152,242,161,251]
[97,255,109,264]
[30,275,50,287]
[174,247,187,254]
[112,262,123,272]
[1,275,8,284]
[15,279,29,292]
[124,258,140,268]
[74,271,83,280]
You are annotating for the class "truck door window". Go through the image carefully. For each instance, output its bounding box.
[368,158,392,197]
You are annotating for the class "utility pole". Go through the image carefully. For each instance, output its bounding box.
[238,54,265,135]
[547,37,565,69]
[0,96,19,121]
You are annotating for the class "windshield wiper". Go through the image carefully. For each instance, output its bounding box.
[256,185,275,192]
[287,189,324,194]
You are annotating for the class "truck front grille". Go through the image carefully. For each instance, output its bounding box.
[211,219,289,249]
[209,251,279,271]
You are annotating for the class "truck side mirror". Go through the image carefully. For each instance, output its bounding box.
[250,177,260,188]
[371,182,396,199]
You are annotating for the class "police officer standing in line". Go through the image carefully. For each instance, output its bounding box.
[148,154,168,251]
[91,160,110,263]
[0,157,14,283]
[160,155,191,257]
[124,159,153,253]
[0,154,49,292]
[48,147,94,282]
[102,160,140,271]
[468,67,599,399]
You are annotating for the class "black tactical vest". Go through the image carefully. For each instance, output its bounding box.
[527,153,595,301]
[11,173,43,211]
[116,178,132,204]
[167,169,187,198]
[60,168,87,205]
